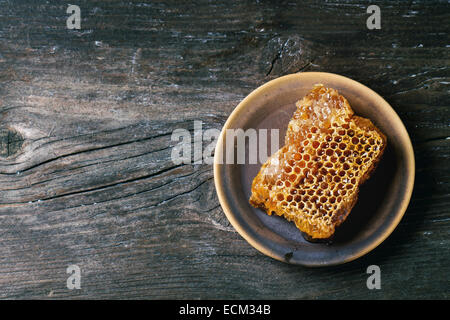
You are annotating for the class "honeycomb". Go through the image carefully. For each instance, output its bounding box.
[249,84,387,239]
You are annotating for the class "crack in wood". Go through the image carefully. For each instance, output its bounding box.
[0,132,173,175]
[146,176,214,209]
[0,163,187,205]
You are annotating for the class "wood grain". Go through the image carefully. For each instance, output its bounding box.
[0,0,448,299]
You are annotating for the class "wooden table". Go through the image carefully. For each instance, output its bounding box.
[0,0,448,299]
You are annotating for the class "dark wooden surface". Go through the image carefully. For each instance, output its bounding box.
[0,0,449,299]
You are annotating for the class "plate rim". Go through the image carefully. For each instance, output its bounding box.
[213,72,415,266]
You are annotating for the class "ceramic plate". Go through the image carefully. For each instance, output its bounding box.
[214,72,415,266]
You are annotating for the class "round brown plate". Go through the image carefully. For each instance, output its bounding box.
[214,72,415,266]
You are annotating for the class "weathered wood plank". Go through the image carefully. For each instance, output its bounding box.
[0,0,448,299]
